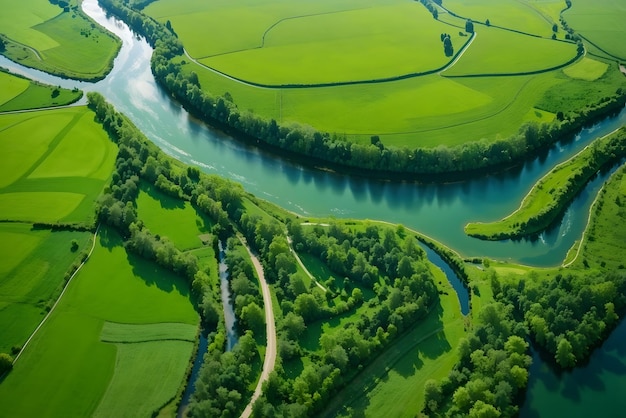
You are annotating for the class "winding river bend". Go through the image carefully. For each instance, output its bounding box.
[2,0,625,414]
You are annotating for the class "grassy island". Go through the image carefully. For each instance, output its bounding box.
[465,126,626,240]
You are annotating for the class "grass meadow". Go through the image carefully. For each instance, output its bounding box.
[0,106,117,224]
[443,0,558,37]
[136,182,213,251]
[0,72,82,111]
[0,0,120,79]
[0,228,199,417]
[156,0,626,148]
[573,164,626,270]
[200,3,467,85]
[0,223,91,353]
[563,0,626,60]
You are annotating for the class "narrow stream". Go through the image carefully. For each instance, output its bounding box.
[219,241,239,351]
[418,242,470,315]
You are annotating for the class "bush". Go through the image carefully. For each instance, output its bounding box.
[0,353,14,375]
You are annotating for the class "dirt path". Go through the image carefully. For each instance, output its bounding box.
[239,236,276,418]
[286,235,327,292]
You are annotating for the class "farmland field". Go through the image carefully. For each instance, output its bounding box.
[0,228,199,417]
[147,0,626,148]
[0,106,117,224]
[563,0,626,60]
[0,69,82,111]
[0,0,120,79]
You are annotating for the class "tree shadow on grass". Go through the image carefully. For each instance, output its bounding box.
[125,246,191,298]
[141,181,185,211]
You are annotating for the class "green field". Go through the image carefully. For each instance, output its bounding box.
[0,0,120,79]
[563,0,626,60]
[0,70,82,111]
[0,228,199,417]
[0,223,91,353]
[147,0,626,148]
[136,182,213,251]
[0,106,117,224]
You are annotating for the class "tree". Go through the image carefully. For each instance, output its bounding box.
[424,379,442,412]
[552,23,559,32]
[465,20,474,33]
[294,293,321,322]
[0,353,13,374]
[282,312,306,339]
[485,19,491,26]
[443,36,453,57]
[0,37,6,52]
[556,338,576,368]
[242,302,265,333]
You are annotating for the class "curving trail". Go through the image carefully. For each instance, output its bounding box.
[239,236,276,418]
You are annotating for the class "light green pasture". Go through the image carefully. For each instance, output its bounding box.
[0,0,60,50]
[444,0,556,37]
[0,71,29,106]
[94,340,195,418]
[201,3,465,85]
[0,107,117,223]
[563,0,626,60]
[146,0,394,58]
[33,12,120,78]
[0,228,198,417]
[136,182,212,251]
[442,27,577,76]
[0,110,76,188]
[0,192,84,222]
[563,57,609,81]
[0,3,120,79]
[525,0,569,26]
[29,110,116,180]
[100,321,197,343]
[0,223,91,353]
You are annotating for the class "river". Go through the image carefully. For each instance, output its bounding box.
[2,0,625,414]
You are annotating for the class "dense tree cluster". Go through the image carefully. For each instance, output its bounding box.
[425,303,531,417]
[100,0,626,180]
[188,332,259,417]
[499,271,626,368]
[245,222,441,416]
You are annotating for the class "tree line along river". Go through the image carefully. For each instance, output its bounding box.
[1,0,625,414]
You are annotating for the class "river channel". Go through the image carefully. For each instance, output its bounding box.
[2,0,625,414]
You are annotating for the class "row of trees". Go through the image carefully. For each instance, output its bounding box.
[101,0,626,180]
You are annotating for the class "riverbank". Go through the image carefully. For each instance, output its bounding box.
[465,126,626,240]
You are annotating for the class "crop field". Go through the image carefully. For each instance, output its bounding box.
[441,27,577,76]
[150,0,626,148]
[0,0,120,79]
[0,106,117,224]
[563,0,626,60]
[136,182,212,251]
[0,228,199,417]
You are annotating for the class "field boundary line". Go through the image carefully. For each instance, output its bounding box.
[286,233,327,293]
[12,224,100,365]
